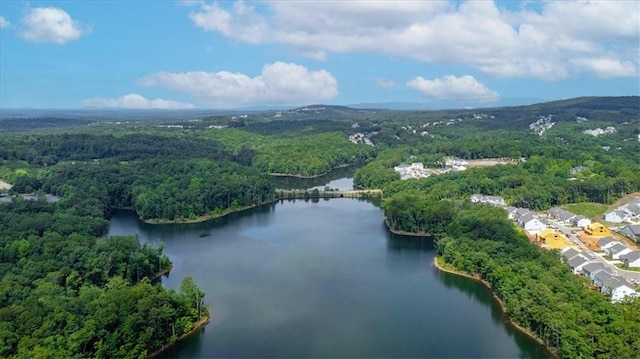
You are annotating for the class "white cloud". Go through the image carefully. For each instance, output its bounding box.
[21,7,90,44]
[375,78,396,88]
[138,62,338,107]
[571,58,638,78]
[81,94,195,109]
[187,1,640,81]
[0,15,10,29]
[406,75,499,103]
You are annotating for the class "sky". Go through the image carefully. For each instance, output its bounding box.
[0,0,638,110]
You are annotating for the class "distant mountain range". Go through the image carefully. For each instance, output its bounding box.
[1,96,637,121]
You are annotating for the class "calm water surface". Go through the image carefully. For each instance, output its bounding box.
[108,198,549,358]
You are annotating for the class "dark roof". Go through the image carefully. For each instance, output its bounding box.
[597,236,616,247]
[567,255,589,269]
[582,263,611,276]
[561,248,580,260]
[608,243,629,255]
[620,251,640,263]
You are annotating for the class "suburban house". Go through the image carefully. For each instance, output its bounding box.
[560,247,580,261]
[619,224,640,242]
[567,254,590,275]
[505,206,518,220]
[572,215,592,228]
[605,243,632,259]
[547,207,576,224]
[604,210,628,223]
[582,262,612,281]
[585,222,611,237]
[593,271,612,288]
[619,251,640,267]
[600,275,638,303]
[597,237,618,250]
[518,213,548,234]
[537,228,569,249]
[624,203,640,218]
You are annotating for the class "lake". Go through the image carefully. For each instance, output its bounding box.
[108,198,550,358]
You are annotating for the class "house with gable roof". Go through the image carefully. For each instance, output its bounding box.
[619,251,640,267]
[567,254,590,275]
[582,262,612,281]
[518,212,547,234]
[604,210,628,223]
[537,228,568,249]
[597,236,618,250]
[619,224,640,243]
[600,275,638,303]
[547,207,576,224]
[585,222,611,237]
[605,243,632,259]
[572,215,591,228]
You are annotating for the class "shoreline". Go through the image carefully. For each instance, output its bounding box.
[266,163,354,179]
[147,311,211,358]
[141,198,279,224]
[433,256,559,359]
[384,217,438,237]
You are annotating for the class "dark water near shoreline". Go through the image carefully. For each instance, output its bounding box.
[108,198,549,358]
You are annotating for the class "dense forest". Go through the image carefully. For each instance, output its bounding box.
[0,199,208,358]
[1,96,638,358]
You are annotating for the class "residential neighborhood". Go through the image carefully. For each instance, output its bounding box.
[470,194,640,303]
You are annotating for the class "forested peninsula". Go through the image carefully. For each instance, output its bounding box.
[1,96,639,358]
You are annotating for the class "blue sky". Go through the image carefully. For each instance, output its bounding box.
[0,1,638,109]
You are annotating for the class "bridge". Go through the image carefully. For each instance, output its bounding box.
[276,189,382,199]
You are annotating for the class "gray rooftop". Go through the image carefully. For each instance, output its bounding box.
[598,236,617,247]
[567,255,590,269]
[608,243,629,255]
[619,251,640,263]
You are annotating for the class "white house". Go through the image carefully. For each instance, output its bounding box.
[619,251,640,267]
[604,210,628,223]
[582,262,612,281]
[505,206,518,220]
[601,276,638,303]
[567,254,590,275]
[606,243,631,259]
[518,213,547,234]
[597,237,618,250]
[572,215,591,228]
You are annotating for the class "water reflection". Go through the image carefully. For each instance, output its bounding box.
[271,166,357,190]
[108,198,548,359]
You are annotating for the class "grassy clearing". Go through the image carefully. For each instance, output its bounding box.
[563,202,609,219]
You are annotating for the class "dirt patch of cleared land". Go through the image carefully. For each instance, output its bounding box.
[466,158,522,167]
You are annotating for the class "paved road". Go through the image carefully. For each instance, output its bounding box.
[549,220,640,284]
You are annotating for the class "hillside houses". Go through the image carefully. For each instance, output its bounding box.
[497,201,639,303]
[583,126,616,137]
[518,212,548,234]
[561,246,638,303]
[547,207,576,224]
[604,210,629,223]
[620,251,640,267]
[619,224,640,242]
[529,115,555,135]
[603,198,640,224]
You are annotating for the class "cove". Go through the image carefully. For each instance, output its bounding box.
[108,198,550,358]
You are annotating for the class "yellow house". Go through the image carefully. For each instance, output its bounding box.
[537,228,569,249]
[584,222,611,237]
